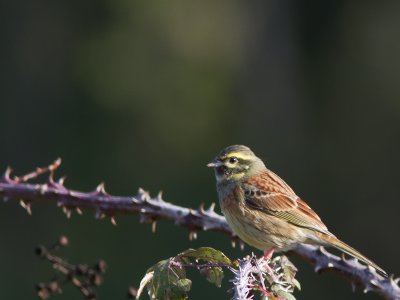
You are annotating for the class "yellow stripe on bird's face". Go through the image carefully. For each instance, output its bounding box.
[221,152,255,162]
[228,172,247,181]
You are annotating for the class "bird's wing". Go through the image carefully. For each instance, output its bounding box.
[242,171,330,234]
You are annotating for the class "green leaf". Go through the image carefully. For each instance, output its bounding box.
[137,258,191,300]
[166,278,192,300]
[137,248,233,299]
[199,266,224,287]
[179,248,229,288]
[271,284,296,300]
[275,255,300,291]
[275,289,297,300]
[179,247,231,265]
[174,278,192,292]
[280,256,298,280]
[292,278,301,291]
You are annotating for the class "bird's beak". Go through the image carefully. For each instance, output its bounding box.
[207,159,223,168]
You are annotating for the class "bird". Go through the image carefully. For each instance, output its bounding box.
[207,144,387,276]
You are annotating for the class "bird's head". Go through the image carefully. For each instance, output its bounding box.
[207,145,265,183]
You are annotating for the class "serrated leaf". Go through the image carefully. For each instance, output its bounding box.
[137,258,191,300]
[199,266,224,287]
[179,247,231,265]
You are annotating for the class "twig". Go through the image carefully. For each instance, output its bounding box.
[13,158,61,183]
[35,235,107,300]
[1,160,399,300]
[292,245,400,300]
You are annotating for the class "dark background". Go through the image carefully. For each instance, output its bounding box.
[1,1,399,299]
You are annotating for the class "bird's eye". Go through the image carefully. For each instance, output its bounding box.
[229,157,238,164]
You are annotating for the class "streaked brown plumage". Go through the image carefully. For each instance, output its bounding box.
[208,145,387,276]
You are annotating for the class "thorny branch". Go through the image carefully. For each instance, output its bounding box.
[0,159,399,300]
[35,235,107,300]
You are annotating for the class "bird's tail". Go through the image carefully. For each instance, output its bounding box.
[318,234,387,277]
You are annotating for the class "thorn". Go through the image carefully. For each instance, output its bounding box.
[363,286,371,293]
[137,188,150,202]
[48,172,55,185]
[370,279,378,287]
[71,277,81,287]
[314,264,322,273]
[328,263,334,268]
[351,282,357,292]
[39,184,48,194]
[95,182,107,195]
[50,158,62,171]
[95,210,105,219]
[156,191,163,201]
[367,265,376,274]
[199,203,205,214]
[231,239,236,248]
[151,220,157,233]
[239,241,244,251]
[76,207,83,215]
[189,231,197,241]
[319,246,330,256]
[57,201,63,207]
[207,203,215,212]
[62,206,71,218]
[1,167,13,183]
[351,257,359,264]
[48,174,66,190]
[58,176,66,185]
[110,216,117,226]
[5,166,12,177]
[140,208,147,213]
[19,200,32,215]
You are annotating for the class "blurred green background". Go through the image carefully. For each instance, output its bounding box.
[1,1,400,299]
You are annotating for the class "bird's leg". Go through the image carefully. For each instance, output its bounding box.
[263,247,275,261]
[261,247,278,280]
[254,248,281,298]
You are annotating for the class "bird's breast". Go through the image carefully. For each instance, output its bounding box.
[218,185,271,250]
[217,184,307,251]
